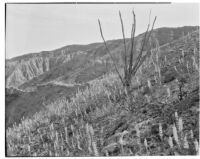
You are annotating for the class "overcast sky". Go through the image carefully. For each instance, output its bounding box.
[6,3,199,58]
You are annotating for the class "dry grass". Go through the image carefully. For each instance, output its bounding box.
[6,30,199,157]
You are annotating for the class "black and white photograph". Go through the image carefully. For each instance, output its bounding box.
[4,1,200,157]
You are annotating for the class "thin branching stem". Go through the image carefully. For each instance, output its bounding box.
[131,20,150,72]
[128,9,136,77]
[119,11,127,80]
[131,10,153,74]
[98,19,125,85]
[99,11,156,95]
[131,16,157,75]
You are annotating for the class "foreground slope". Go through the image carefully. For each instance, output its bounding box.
[5,26,199,128]
[6,27,199,156]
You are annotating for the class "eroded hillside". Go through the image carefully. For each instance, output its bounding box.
[6,26,198,89]
[6,25,199,157]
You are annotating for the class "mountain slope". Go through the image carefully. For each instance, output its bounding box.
[6,29,199,155]
[6,26,198,89]
[5,26,199,129]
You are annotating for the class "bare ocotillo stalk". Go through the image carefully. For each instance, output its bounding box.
[98,19,124,85]
[128,10,136,85]
[119,11,128,81]
[98,10,157,98]
[132,16,157,76]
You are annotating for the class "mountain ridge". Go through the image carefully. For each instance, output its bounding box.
[5,25,199,128]
[6,26,199,88]
[6,25,199,61]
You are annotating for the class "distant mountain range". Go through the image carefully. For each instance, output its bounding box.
[5,26,199,128]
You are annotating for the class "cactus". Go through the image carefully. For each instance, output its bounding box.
[98,10,157,103]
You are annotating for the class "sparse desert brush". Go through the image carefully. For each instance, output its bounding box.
[98,9,157,112]
[5,16,199,157]
[7,45,199,156]
[6,72,199,156]
[6,71,123,157]
[165,112,199,155]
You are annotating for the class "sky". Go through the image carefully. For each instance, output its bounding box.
[6,3,199,59]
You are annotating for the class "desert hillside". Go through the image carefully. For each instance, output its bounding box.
[6,26,199,156]
[5,26,198,128]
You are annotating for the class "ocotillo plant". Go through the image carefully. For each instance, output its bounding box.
[98,10,157,102]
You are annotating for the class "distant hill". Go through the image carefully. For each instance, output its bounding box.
[5,26,199,128]
[6,26,198,89]
[6,25,199,156]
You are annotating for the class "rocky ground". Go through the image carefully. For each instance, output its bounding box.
[6,27,199,156]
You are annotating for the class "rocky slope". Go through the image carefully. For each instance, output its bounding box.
[6,50,88,88]
[5,26,199,128]
[6,27,199,156]
[6,26,198,89]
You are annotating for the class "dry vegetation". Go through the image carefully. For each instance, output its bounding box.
[6,11,199,156]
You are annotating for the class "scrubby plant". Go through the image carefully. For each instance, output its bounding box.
[166,112,199,155]
[6,13,199,158]
[98,10,157,109]
[6,72,199,156]
[6,72,123,157]
[176,76,187,101]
